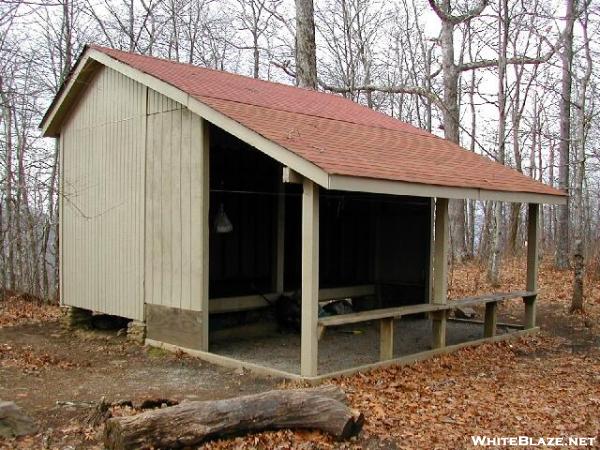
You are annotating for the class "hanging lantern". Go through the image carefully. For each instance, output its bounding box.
[215,203,233,234]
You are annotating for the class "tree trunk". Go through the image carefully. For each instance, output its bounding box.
[570,239,584,312]
[439,5,467,262]
[555,0,575,269]
[103,387,363,450]
[295,0,317,89]
[570,3,591,312]
[488,0,508,285]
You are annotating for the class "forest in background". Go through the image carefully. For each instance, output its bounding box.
[0,0,598,307]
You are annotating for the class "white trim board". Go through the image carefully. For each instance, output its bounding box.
[329,175,567,205]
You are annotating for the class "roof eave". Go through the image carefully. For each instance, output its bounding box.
[40,47,102,137]
[329,174,567,205]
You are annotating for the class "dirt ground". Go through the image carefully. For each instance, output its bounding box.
[1,258,599,449]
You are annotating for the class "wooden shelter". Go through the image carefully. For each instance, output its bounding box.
[41,45,566,380]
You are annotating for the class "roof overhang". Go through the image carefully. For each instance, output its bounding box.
[41,47,567,206]
[329,175,566,205]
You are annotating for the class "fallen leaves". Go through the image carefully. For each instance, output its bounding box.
[2,258,600,449]
[0,291,61,328]
[0,343,80,373]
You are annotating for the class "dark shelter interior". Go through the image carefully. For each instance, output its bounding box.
[207,126,432,325]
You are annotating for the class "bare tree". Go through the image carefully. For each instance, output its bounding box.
[295,0,317,88]
[556,0,576,269]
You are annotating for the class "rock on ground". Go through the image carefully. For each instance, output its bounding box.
[0,401,38,438]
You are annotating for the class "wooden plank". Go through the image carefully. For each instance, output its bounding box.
[318,303,448,327]
[318,290,536,328]
[171,109,183,309]
[379,318,394,361]
[448,318,523,329]
[319,285,375,300]
[524,203,539,329]
[427,198,435,304]
[451,290,536,308]
[484,302,498,337]
[180,109,192,310]
[209,285,377,314]
[432,198,449,349]
[200,120,210,350]
[146,304,204,350]
[274,184,285,293]
[301,179,319,377]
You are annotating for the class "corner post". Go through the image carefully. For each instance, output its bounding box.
[301,179,319,377]
[524,203,539,329]
[432,198,449,349]
[200,119,210,351]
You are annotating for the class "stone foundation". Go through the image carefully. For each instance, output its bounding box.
[127,320,146,344]
[61,306,93,330]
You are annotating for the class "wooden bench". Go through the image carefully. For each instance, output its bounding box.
[317,290,538,361]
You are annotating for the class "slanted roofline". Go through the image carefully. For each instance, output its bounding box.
[41,46,566,205]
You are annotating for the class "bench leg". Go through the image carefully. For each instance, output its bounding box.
[379,318,394,361]
[432,311,446,349]
[484,302,498,337]
[523,295,536,329]
[317,324,326,341]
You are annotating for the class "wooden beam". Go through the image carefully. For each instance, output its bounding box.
[209,285,376,314]
[427,198,435,304]
[318,302,448,327]
[484,302,498,337]
[200,120,210,351]
[328,175,567,205]
[449,318,523,329]
[301,179,319,377]
[452,290,536,307]
[432,198,449,349]
[282,166,303,184]
[379,318,394,361]
[524,203,539,329]
[274,183,285,293]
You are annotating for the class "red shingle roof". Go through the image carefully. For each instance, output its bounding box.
[89,45,564,198]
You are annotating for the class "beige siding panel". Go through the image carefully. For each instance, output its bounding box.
[145,91,207,313]
[60,66,146,320]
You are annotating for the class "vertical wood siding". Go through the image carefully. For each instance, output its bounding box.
[145,89,206,312]
[61,66,146,320]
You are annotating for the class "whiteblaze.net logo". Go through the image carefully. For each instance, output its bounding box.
[471,436,597,447]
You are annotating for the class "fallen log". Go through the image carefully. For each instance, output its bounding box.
[103,386,363,450]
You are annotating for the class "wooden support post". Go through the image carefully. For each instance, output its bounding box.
[274,183,285,294]
[524,203,539,329]
[301,179,319,377]
[379,318,394,361]
[200,120,210,351]
[432,198,449,349]
[484,302,498,337]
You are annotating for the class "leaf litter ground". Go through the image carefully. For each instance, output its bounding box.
[1,258,599,449]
